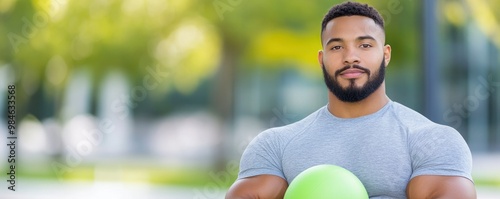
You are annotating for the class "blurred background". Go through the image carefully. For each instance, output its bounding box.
[0,0,499,198]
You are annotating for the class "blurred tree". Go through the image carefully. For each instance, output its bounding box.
[2,0,222,119]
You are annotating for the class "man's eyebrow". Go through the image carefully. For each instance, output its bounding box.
[357,35,376,41]
[325,35,376,46]
[325,38,343,46]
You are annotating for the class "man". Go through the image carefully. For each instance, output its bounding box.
[226,2,476,199]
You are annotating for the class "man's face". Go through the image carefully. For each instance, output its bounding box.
[319,16,390,102]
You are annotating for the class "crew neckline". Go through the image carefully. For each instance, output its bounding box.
[322,100,393,122]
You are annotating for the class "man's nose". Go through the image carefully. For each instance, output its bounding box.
[342,48,360,65]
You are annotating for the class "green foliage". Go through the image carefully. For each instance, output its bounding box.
[2,0,222,115]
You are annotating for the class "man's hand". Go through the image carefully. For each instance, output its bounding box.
[406,175,476,199]
[225,175,288,199]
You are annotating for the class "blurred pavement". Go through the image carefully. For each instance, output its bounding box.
[0,179,498,199]
[0,180,225,199]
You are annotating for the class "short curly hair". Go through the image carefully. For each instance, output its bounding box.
[321,1,384,33]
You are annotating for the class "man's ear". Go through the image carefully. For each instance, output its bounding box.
[318,50,324,68]
[384,44,391,67]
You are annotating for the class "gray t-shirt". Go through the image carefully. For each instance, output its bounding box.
[238,101,473,199]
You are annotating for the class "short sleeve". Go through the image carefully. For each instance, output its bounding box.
[409,125,473,182]
[238,129,285,180]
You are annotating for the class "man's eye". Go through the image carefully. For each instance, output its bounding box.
[331,46,342,50]
[360,44,372,48]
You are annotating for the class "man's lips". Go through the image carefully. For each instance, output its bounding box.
[339,68,365,79]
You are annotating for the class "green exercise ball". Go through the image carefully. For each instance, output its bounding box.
[284,164,369,199]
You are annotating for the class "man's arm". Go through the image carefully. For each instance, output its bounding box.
[406,175,476,199]
[225,174,288,199]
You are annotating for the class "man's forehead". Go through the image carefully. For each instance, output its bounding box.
[322,15,385,42]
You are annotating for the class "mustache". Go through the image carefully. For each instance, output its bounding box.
[334,65,371,77]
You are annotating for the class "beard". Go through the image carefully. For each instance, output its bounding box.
[322,59,386,103]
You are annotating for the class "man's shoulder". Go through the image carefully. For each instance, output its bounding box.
[390,102,431,123]
[390,102,439,128]
[390,102,460,136]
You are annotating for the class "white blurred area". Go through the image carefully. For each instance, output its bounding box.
[147,111,221,165]
[97,70,133,155]
[18,117,58,157]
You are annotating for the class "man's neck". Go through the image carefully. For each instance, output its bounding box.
[327,84,390,118]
